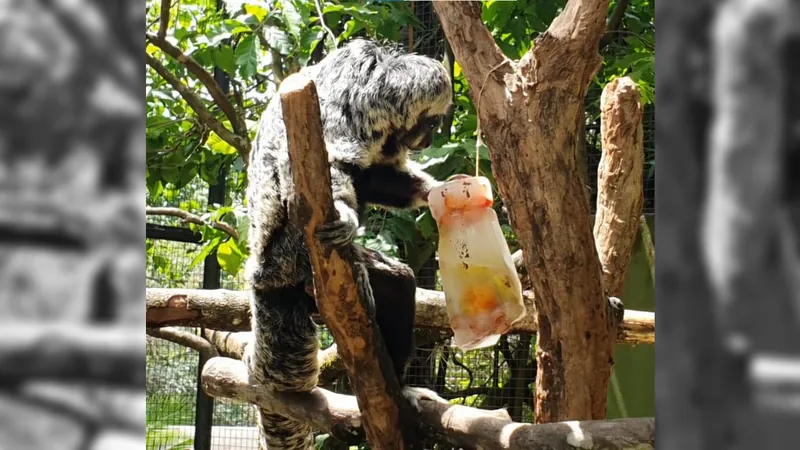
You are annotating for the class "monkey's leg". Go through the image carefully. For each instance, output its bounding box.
[244,284,319,450]
[359,247,449,411]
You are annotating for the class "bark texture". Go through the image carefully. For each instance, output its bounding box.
[279,73,408,449]
[146,288,250,331]
[433,0,615,421]
[145,287,655,344]
[594,77,645,298]
[202,357,656,450]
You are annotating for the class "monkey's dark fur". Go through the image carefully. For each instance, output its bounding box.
[244,39,452,449]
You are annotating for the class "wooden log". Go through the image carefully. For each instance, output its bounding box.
[145,287,655,344]
[146,288,250,331]
[594,76,645,298]
[280,73,408,449]
[202,357,656,450]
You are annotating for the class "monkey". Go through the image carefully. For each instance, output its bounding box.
[243,39,452,449]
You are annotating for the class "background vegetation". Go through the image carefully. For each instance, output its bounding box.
[145,0,654,444]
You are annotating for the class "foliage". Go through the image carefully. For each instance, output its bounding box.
[145,0,655,279]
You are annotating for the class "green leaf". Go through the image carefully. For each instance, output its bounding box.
[213,46,237,76]
[417,211,437,239]
[207,131,238,155]
[281,0,306,42]
[234,34,259,78]
[217,239,245,275]
[189,237,221,270]
[244,3,268,21]
[265,26,293,55]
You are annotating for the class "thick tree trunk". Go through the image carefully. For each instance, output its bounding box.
[433,0,614,421]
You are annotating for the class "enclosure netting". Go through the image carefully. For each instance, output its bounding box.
[146,3,655,448]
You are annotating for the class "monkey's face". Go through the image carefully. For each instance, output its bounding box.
[402,114,444,151]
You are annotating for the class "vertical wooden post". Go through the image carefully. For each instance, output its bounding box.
[279,73,409,450]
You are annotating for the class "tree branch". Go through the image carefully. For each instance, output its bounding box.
[146,206,239,240]
[157,0,172,41]
[202,357,656,450]
[594,77,644,297]
[145,52,250,163]
[280,73,409,448]
[0,325,142,386]
[146,327,218,360]
[145,288,655,344]
[200,329,250,359]
[147,288,251,332]
[599,0,631,49]
[431,2,511,117]
[146,31,247,138]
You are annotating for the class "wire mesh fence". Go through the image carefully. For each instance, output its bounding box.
[145,6,655,449]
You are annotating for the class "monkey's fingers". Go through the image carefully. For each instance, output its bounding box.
[314,219,357,248]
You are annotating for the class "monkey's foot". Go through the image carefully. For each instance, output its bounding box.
[402,386,449,412]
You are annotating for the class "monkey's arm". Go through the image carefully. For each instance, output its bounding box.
[357,160,440,210]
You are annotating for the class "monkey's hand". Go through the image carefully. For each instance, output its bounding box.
[315,200,359,248]
[402,386,449,413]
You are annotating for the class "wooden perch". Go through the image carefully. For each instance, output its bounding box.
[147,288,251,331]
[594,76,645,298]
[146,287,655,344]
[203,357,365,445]
[202,357,656,450]
[192,329,343,385]
[0,324,142,386]
[146,327,219,359]
[279,73,409,448]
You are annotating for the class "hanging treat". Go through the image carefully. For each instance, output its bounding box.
[428,175,526,351]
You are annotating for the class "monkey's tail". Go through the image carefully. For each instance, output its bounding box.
[245,284,319,450]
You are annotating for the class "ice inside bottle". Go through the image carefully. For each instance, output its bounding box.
[428,176,526,351]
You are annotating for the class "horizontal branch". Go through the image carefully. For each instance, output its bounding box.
[196,329,343,385]
[147,327,218,360]
[202,357,655,450]
[146,288,654,344]
[146,206,239,240]
[0,324,143,386]
[145,52,250,163]
[147,287,251,332]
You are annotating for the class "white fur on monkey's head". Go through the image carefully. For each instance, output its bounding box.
[311,38,452,146]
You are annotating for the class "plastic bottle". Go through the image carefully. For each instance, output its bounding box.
[428,175,526,350]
